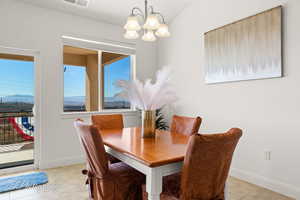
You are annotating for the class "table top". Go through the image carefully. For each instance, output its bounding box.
[100,127,189,167]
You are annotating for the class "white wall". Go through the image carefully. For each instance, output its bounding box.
[158,0,300,199]
[0,0,157,169]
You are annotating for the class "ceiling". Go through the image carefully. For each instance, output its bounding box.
[20,0,194,25]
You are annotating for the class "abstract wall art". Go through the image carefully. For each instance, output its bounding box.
[204,6,282,84]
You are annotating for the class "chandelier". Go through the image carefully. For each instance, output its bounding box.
[123,0,170,42]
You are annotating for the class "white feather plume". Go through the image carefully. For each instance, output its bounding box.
[115,66,177,110]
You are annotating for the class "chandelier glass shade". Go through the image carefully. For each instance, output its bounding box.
[124,30,140,39]
[124,16,141,31]
[155,24,170,37]
[124,0,170,42]
[143,14,160,30]
[142,30,156,42]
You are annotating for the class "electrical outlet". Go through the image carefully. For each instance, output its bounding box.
[264,151,271,160]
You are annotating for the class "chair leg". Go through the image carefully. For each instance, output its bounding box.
[136,185,143,200]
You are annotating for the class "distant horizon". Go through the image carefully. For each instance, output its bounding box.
[0,56,130,98]
[0,94,85,98]
[0,94,124,98]
[0,94,125,101]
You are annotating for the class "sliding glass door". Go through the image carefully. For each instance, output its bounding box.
[0,53,35,169]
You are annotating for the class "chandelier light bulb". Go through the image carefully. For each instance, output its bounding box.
[142,30,156,42]
[124,15,141,31]
[143,14,160,30]
[155,24,171,37]
[123,0,170,41]
[124,30,139,39]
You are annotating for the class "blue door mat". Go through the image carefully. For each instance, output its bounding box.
[0,172,48,193]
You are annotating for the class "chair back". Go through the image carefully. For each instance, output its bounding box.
[181,128,242,200]
[92,114,124,130]
[74,120,109,177]
[170,115,202,136]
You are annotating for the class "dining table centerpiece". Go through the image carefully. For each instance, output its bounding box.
[115,67,177,138]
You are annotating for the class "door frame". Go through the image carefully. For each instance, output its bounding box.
[0,45,42,170]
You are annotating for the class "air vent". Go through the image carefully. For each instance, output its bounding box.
[64,0,76,3]
[64,0,89,7]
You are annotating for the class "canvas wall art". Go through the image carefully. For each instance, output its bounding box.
[204,6,282,84]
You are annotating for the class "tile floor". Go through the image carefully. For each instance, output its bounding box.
[0,164,294,200]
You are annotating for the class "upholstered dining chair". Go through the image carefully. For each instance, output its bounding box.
[91,114,124,130]
[170,115,202,136]
[74,120,145,200]
[91,114,124,163]
[143,128,242,200]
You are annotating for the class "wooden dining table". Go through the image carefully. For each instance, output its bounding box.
[101,127,190,200]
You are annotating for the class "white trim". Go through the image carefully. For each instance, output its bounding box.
[130,55,137,110]
[39,156,85,169]
[230,168,300,200]
[0,165,34,176]
[0,46,39,57]
[62,35,136,49]
[105,146,153,174]
[33,52,42,170]
[60,109,139,119]
[0,46,41,170]
[62,35,136,55]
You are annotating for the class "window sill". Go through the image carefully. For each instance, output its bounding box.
[60,109,139,119]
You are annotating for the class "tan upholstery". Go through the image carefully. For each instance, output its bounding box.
[143,128,242,200]
[91,114,124,164]
[91,114,124,130]
[170,115,202,136]
[74,120,145,200]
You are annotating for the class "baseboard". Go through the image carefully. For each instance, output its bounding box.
[39,155,85,169]
[230,168,300,200]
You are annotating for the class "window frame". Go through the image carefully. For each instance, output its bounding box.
[100,52,134,110]
[61,36,136,114]
[0,45,42,169]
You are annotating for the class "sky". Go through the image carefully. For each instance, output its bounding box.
[104,56,130,98]
[0,59,34,97]
[0,56,130,98]
[64,56,130,98]
[64,65,86,97]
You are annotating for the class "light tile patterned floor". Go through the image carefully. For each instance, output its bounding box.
[0,164,294,200]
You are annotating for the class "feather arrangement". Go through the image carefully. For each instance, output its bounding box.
[115,67,177,110]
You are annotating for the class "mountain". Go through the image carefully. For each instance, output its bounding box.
[0,95,127,105]
[0,95,34,104]
[64,96,85,105]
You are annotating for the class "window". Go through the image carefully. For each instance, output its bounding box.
[103,55,131,109]
[0,52,35,168]
[62,40,134,113]
[0,54,34,113]
[64,65,86,112]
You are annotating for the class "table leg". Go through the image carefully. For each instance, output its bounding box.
[146,168,162,200]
